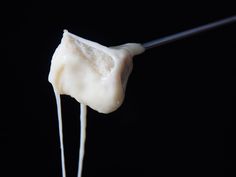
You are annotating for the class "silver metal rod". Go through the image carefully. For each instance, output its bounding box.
[143,15,236,50]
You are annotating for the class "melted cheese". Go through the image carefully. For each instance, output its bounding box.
[49,30,145,177]
[49,30,144,113]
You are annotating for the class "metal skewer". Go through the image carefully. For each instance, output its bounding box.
[143,15,236,50]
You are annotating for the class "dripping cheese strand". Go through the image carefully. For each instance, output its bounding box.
[54,92,66,177]
[77,104,87,177]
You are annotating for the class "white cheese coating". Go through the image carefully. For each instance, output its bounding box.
[49,30,145,177]
[49,30,145,113]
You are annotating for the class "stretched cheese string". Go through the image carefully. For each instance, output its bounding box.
[54,90,87,177]
[77,104,87,177]
[54,92,67,177]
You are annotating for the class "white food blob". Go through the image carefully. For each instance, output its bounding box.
[49,30,145,113]
[48,30,145,177]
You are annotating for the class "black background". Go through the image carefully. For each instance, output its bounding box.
[1,1,234,177]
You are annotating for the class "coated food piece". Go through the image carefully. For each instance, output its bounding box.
[49,30,145,113]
